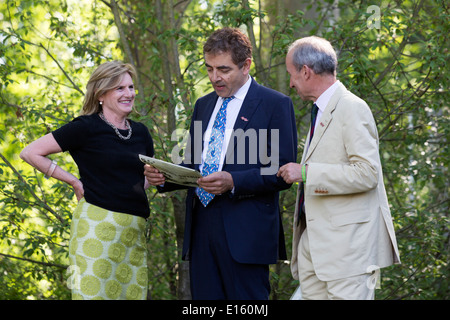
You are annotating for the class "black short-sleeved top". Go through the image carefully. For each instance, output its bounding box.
[52,113,154,218]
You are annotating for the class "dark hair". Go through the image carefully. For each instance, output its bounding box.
[203,27,252,68]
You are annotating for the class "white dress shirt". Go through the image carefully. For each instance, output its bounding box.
[200,76,252,172]
[313,80,340,128]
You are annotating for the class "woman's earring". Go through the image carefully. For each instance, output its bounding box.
[99,101,103,105]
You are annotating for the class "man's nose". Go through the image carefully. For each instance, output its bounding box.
[210,70,222,82]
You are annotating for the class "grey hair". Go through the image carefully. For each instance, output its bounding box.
[288,36,337,75]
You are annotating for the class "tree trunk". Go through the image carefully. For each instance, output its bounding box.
[109,0,145,106]
[155,0,191,300]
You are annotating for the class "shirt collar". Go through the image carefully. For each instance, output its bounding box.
[315,80,340,113]
[220,75,252,102]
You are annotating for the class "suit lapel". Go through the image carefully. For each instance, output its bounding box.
[304,111,333,161]
[224,79,261,165]
[233,79,261,132]
[304,82,346,161]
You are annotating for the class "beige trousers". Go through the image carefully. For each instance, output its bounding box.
[297,228,376,300]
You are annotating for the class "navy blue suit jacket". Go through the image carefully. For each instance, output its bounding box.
[161,79,297,265]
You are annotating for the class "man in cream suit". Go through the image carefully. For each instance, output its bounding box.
[278,36,400,299]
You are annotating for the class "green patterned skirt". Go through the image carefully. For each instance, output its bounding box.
[68,198,148,300]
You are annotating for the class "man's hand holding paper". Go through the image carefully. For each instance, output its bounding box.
[197,171,234,195]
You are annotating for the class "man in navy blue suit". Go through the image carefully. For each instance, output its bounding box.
[145,27,297,299]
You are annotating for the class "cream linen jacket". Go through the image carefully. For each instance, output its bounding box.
[291,82,400,281]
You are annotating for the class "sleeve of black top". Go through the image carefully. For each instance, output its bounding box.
[52,116,90,152]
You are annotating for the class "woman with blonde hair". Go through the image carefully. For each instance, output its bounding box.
[20,61,154,300]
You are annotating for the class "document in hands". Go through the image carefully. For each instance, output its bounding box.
[139,154,202,187]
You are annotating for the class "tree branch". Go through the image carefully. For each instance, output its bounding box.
[0,152,65,224]
[38,43,84,95]
[0,252,66,270]
[109,0,145,106]
[1,29,85,96]
[242,0,265,84]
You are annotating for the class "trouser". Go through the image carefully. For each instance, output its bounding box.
[297,228,376,300]
[189,196,270,300]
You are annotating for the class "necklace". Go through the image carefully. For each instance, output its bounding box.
[99,111,132,140]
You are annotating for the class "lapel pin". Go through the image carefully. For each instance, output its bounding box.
[241,116,249,122]
[320,122,324,127]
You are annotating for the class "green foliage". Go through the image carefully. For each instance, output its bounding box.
[0,0,448,300]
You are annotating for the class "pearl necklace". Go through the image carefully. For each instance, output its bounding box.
[99,112,132,140]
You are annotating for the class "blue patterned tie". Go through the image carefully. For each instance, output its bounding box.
[196,96,235,207]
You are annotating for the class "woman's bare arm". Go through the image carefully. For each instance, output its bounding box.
[20,133,84,200]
